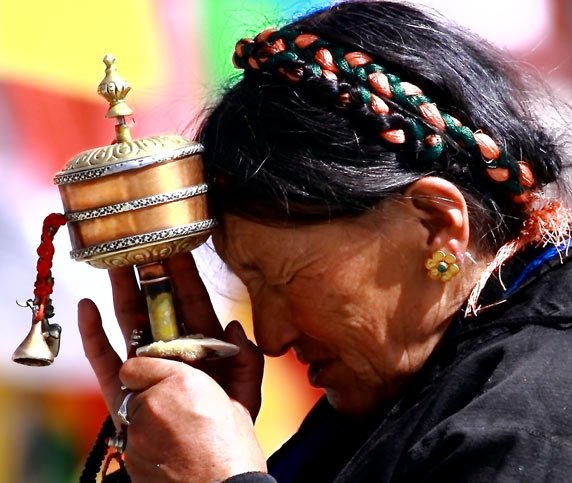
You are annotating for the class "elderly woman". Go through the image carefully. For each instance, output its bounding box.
[79,1,572,481]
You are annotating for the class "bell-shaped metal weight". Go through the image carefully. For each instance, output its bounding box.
[12,320,55,367]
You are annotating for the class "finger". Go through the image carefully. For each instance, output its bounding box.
[119,357,187,392]
[223,321,264,421]
[78,298,123,424]
[167,252,223,338]
[109,266,149,345]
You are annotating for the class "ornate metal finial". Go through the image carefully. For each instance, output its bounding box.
[97,54,133,142]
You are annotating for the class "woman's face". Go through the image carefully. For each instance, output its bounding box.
[213,204,452,415]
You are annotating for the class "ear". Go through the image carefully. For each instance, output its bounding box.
[403,177,470,258]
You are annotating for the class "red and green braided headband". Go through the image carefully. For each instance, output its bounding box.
[233,27,537,207]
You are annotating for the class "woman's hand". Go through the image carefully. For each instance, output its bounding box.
[78,252,266,481]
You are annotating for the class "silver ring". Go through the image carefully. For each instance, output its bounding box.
[117,391,134,426]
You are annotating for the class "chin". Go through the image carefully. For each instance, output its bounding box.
[325,387,384,416]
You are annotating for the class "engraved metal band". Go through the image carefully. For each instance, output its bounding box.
[54,144,203,185]
[65,184,209,223]
[70,219,217,261]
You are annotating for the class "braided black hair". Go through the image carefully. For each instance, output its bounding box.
[199,0,567,251]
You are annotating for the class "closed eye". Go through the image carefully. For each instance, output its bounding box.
[235,266,261,284]
[267,273,295,287]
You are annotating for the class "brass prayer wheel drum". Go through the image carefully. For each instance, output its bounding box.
[55,54,215,268]
[55,134,214,269]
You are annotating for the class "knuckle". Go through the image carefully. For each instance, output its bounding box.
[143,393,164,418]
[169,369,196,393]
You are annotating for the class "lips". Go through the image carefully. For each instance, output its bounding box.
[293,348,335,387]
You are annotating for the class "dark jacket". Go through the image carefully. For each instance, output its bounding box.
[257,252,572,482]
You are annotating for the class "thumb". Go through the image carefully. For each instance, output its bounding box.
[224,321,264,421]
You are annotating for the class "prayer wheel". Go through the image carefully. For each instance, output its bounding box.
[13,55,238,366]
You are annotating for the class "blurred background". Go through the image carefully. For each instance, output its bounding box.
[0,0,570,481]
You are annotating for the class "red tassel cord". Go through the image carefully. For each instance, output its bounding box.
[20,213,67,323]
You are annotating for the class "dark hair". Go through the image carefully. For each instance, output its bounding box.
[198,0,566,251]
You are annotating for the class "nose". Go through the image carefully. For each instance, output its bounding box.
[250,285,300,357]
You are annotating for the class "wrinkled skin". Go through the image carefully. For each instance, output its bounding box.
[79,178,484,482]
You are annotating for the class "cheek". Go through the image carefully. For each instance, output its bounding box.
[286,267,407,370]
[286,274,345,313]
[294,262,373,312]
[285,274,370,343]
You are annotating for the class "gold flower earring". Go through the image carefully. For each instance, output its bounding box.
[425,250,460,282]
